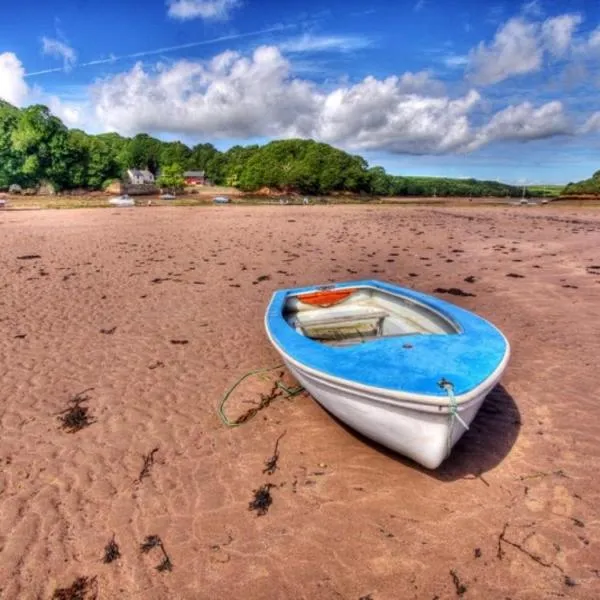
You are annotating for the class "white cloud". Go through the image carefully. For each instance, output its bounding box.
[279,34,371,54]
[92,47,319,138]
[584,26,600,53]
[443,54,469,68]
[167,0,241,21]
[468,101,572,149]
[89,46,477,154]
[467,18,542,85]
[521,0,543,18]
[319,81,480,154]
[41,36,77,71]
[541,14,582,57]
[466,13,584,85]
[0,52,29,106]
[581,112,600,133]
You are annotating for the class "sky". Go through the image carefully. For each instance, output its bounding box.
[2,0,600,184]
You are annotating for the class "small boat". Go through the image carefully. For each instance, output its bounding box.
[109,194,135,207]
[213,196,230,204]
[160,193,176,200]
[265,280,510,469]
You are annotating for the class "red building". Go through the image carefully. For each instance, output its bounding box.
[183,171,206,185]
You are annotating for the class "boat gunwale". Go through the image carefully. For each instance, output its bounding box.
[285,283,464,337]
[265,280,511,406]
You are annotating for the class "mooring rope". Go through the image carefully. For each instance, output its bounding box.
[218,364,304,428]
[438,378,470,456]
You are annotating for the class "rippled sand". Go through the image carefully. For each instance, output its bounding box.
[0,205,598,599]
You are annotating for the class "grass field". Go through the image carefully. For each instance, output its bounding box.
[526,185,565,197]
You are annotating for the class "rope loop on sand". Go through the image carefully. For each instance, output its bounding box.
[438,378,469,456]
[218,364,304,428]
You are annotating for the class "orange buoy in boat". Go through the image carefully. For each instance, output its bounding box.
[297,288,357,308]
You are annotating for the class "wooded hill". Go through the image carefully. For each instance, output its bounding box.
[1,101,529,197]
[562,170,600,196]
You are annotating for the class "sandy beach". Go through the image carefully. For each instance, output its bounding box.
[0,204,599,599]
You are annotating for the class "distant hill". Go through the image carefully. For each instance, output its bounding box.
[562,171,600,196]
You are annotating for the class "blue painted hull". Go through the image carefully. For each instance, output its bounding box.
[266,280,509,400]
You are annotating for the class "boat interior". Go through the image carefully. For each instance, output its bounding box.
[284,286,460,347]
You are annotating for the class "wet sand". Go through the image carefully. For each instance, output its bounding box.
[0,205,599,599]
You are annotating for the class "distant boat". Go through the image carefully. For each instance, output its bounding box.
[109,195,135,207]
[213,196,230,204]
[265,280,510,469]
[160,193,176,200]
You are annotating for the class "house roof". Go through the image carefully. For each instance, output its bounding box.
[184,171,205,177]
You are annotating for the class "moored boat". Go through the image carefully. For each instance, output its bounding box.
[213,196,230,204]
[108,194,135,207]
[265,280,510,469]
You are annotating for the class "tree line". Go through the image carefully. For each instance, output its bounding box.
[562,170,600,196]
[1,100,526,197]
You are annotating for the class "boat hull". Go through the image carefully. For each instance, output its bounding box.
[265,280,510,469]
[278,354,501,469]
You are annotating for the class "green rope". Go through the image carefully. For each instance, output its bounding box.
[438,378,469,457]
[218,364,304,428]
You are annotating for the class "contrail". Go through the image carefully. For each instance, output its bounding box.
[25,24,295,77]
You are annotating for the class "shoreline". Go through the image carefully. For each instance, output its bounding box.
[1,193,597,211]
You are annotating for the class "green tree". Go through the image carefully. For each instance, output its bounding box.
[0,100,23,188]
[157,164,185,192]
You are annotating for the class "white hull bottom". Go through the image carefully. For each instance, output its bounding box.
[283,359,501,469]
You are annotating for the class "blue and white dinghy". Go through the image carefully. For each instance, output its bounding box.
[265,280,510,469]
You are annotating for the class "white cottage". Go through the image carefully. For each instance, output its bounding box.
[127,169,155,185]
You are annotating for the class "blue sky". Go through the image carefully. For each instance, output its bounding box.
[2,0,600,184]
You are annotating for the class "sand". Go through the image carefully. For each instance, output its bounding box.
[0,204,599,599]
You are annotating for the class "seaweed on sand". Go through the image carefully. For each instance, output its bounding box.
[140,535,173,572]
[135,447,159,483]
[433,287,476,297]
[103,535,121,564]
[249,483,275,516]
[263,431,286,475]
[52,576,98,600]
[57,388,96,433]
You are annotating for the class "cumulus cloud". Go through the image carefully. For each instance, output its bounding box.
[319,82,480,154]
[90,45,480,154]
[542,14,582,56]
[468,101,572,150]
[87,46,582,153]
[0,52,29,105]
[466,13,583,84]
[41,36,77,71]
[467,18,542,85]
[92,47,319,138]
[167,0,241,21]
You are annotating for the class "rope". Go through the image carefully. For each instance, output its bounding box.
[438,378,469,457]
[218,364,304,428]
